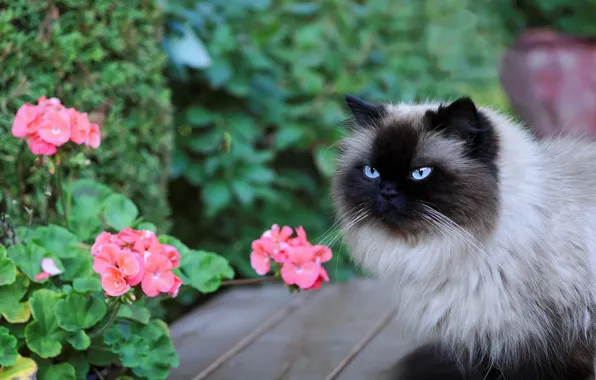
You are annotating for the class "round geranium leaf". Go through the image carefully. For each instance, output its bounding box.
[67,330,91,351]
[0,326,18,366]
[56,293,107,332]
[73,277,102,293]
[25,290,67,358]
[0,256,16,286]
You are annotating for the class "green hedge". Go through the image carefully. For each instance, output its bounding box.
[0,0,173,229]
[162,0,509,277]
[492,0,596,37]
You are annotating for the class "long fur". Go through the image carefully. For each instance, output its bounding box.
[332,98,596,379]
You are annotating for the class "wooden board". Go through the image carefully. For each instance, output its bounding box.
[168,278,413,380]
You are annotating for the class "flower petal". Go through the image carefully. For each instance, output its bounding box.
[101,267,130,297]
[293,262,321,289]
[250,251,271,275]
[41,258,62,276]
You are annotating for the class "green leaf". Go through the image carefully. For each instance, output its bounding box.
[42,363,76,380]
[87,341,119,366]
[102,194,139,230]
[118,303,151,325]
[67,330,91,351]
[187,130,223,153]
[69,179,113,202]
[205,61,232,87]
[298,70,324,93]
[103,319,178,379]
[61,255,94,282]
[0,272,31,323]
[158,235,191,255]
[0,326,18,366]
[119,335,150,367]
[72,277,102,293]
[137,222,157,233]
[68,352,90,380]
[313,146,338,177]
[275,125,304,150]
[231,180,255,206]
[25,289,68,358]
[178,250,234,293]
[185,106,215,126]
[0,255,16,286]
[56,293,107,332]
[7,243,46,282]
[242,166,275,184]
[69,197,104,241]
[202,181,231,217]
[31,225,80,258]
[0,355,38,379]
[131,320,179,380]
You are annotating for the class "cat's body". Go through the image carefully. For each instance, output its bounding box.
[331,96,596,379]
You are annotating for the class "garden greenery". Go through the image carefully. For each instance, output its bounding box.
[0,0,173,229]
[163,0,509,277]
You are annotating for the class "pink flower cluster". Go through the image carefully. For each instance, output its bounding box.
[250,225,332,290]
[12,96,100,156]
[91,229,183,298]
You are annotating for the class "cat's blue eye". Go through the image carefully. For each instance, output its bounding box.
[411,167,433,181]
[363,165,380,179]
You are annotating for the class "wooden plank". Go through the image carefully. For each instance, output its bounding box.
[207,278,399,380]
[333,314,414,380]
[168,286,295,380]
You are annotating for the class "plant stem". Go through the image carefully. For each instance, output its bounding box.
[89,303,121,339]
[54,155,69,228]
[221,276,279,286]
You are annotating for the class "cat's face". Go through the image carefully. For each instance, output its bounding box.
[332,95,501,241]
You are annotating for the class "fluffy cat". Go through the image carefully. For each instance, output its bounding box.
[331,95,596,379]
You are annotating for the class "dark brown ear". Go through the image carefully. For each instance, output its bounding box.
[433,97,487,136]
[344,94,385,128]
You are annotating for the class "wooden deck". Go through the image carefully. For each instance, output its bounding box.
[168,278,413,380]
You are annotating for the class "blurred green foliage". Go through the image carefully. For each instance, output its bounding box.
[162,0,509,277]
[0,0,173,229]
[492,0,596,37]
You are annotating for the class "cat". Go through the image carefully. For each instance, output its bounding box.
[331,94,596,379]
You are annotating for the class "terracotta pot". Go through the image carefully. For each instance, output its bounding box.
[500,29,596,137]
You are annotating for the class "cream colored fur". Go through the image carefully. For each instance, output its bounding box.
[334,102,596,364]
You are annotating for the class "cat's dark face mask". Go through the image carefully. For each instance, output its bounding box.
[332,95,500,239]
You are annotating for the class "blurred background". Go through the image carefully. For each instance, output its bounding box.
[1,0,595,298]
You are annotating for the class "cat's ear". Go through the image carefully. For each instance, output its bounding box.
[344,94,384,128]
[433,97,487,136]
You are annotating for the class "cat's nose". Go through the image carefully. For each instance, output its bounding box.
[380,182,399,198]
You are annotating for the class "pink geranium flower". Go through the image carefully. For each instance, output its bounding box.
[91,232,116,256]
[101,267,131,297]
[91,229,184,299]
[280,245,322,289]
[141,254,175,297]
[11,96,101,156]
[162,244,181,269]
[12,104,41,138]
[69,109,91,145]
[169,275,183,298]
[92,243,141,280]
[262,224,293,243]
[26,135,57,156]
[250,225,333,291]
[250,240,272,275]
[88,123,101,148]
[37,108,71,146]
